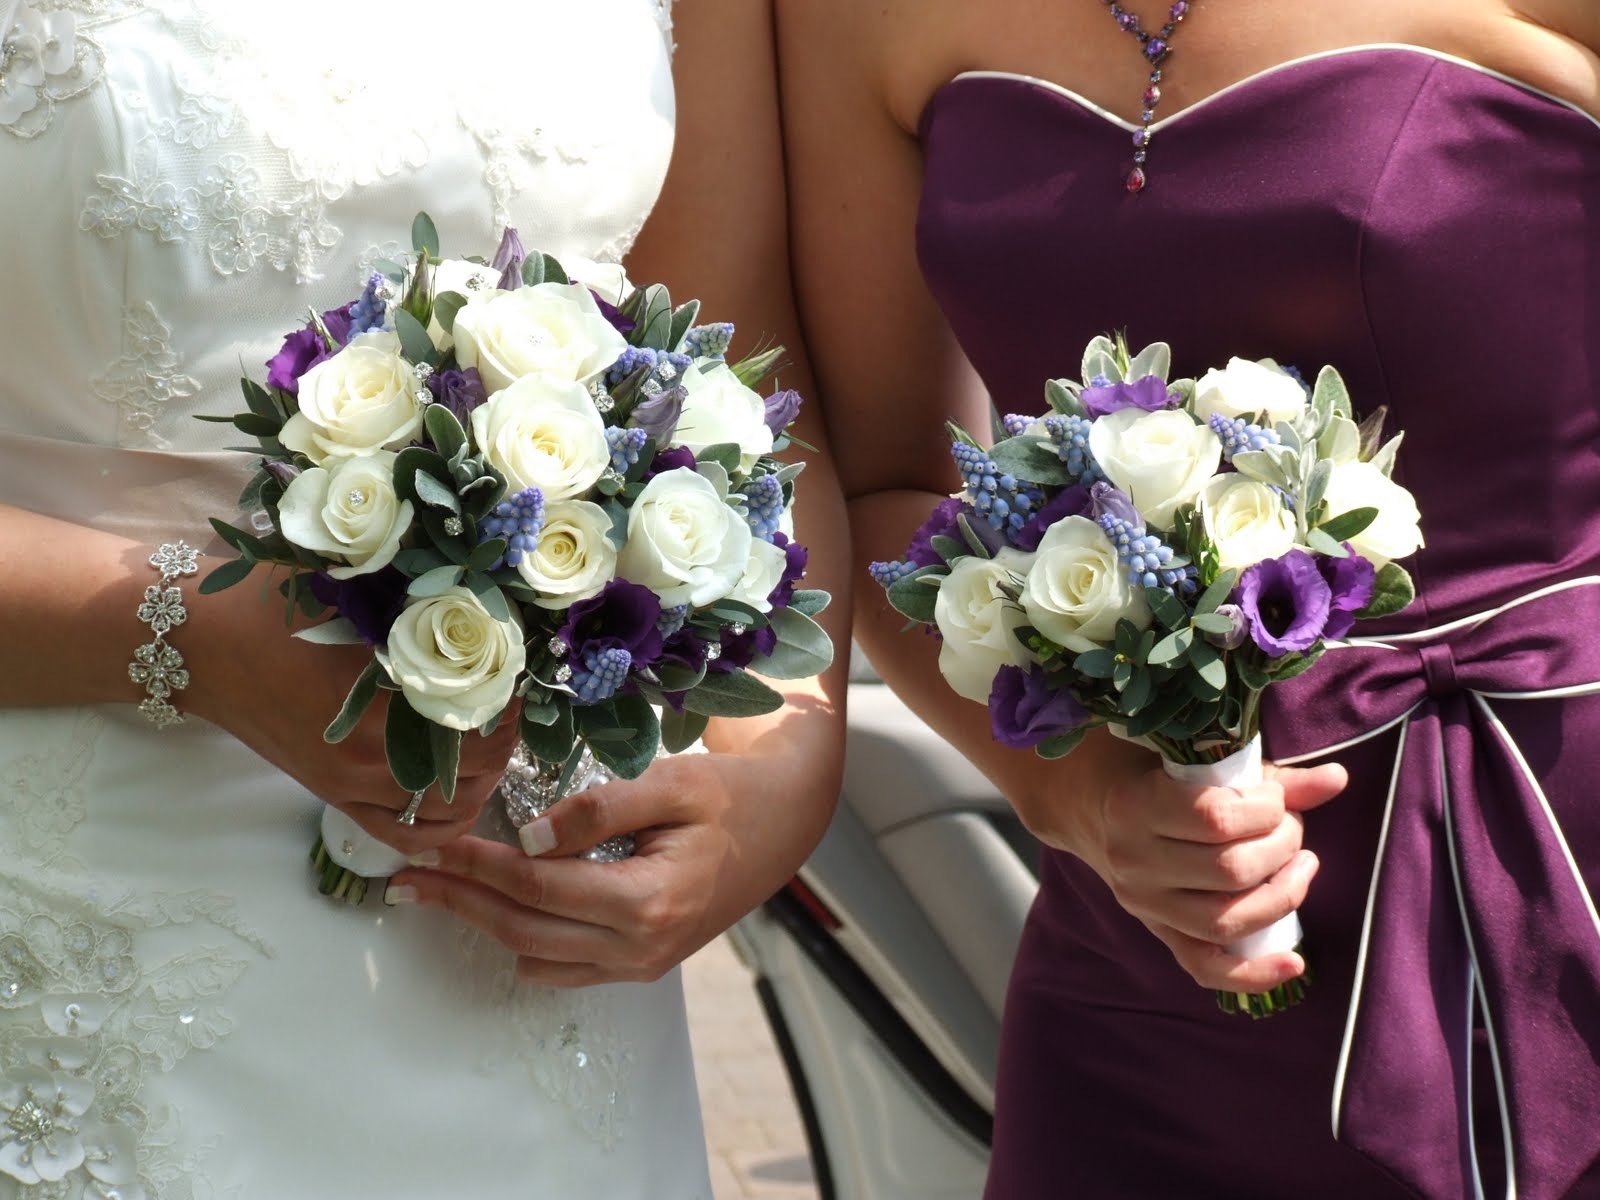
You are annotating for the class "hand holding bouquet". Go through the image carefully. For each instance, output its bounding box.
[873,334,1420,1016]
[203,214,833,901]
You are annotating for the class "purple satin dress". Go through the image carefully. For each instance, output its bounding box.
[917,47,1600,1199]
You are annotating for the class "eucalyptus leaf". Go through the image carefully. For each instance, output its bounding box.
[1073,648,1117,680]
[655,661,709,694]
[467,538,506,574]
[1036,727,1089,760]
[1127,687,1190,739]
[411,211,441,258]
[1112,658,1134,690]
[1189,612,1234,636]
[751,607,835,680]
[393,548,451,576]
[679,669,785,717]
[1145,587,1188,631]
[575,694,660,779]
[431,724,463,804]
[522,700,576,763]
[384,691,437,793]
[1120,669,1153,715]
[198,557,255,594]
[1194,568,1239,617]
[660,706,711,754]
[431,291,468,337]
[324,660,384,744]
[408,565,464,597]
[1147,626,1194,667]
[393,309,436,365]
[464,574,510,622]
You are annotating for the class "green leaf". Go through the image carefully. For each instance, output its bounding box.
[292,618,365,646]
[1171,698,1223,740]
[1112,658,1133,691]
[1313,364,1353,420]
[1074,648,1117,680]
[1044,379,1083,417]
[198,557,256,594]
[988,435,1073,487]
[1120,669,1153,715]
[393,308,436,365]
[1127,687,1191,739]
[408,564,464,597]
[431,290,468,337]
[431,723,463,804]
[209,517,272,561]
[1194,568,1239,617]
[1268,650,1324,683]
[1237,652,1272,692]
[231,412,281,439]
[694,442,742,474]
[521,254,547,287]
[324,661,384,744]
[418,508,469,565]
[1036,727,1089,759]
[241,378,279,421]
[788,589,831,618]
[536,253,569,286]
[384,691,438,793]
[424,403,469,462]
[660,705,710,754]
[393,548,452,576]
[632,285,675,350]
[1356,562,1416,620]
[1304,527,1349,557]
[1147,626,1194,667]
[1189,612,1234,636]
[412,470,461,514]
[1145,586,1188,631]
[411,211,441,258]
[930,535,967,564]
[885,566,946,625]
[576,694,660,780]
[467,538,506,574]
[1318,507,1378,544]
[667,299,701,352]
[654,661,708,694]
[751,607,835,680]
[679,668,785,717]
[463,574,510,622]
[521,701,576,764]
[956,514,993,559]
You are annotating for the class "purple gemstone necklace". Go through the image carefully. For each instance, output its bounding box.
[1100,0,1192,192]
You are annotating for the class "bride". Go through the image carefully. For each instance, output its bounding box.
[0,0,845,1196]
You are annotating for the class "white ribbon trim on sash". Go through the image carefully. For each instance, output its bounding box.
[1268,576,1600,1199]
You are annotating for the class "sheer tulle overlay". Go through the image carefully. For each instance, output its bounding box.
[0,3,713,1196]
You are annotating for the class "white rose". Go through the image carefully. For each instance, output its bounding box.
[728,539,791,615]
[276,452,414,579]
[452,281,627,392]
[1197,474,1297,575]
[1022,516,1152,653]
[1089,409,1221,529]
[517,500,618,608]
[673,362,775,474]
[378,587,526,731]
[279,332,424,464]
[933,549,1035,704]
[1321,461,1424,568]
[470,374,611,502]
[428,258,502,351]
[1193,357,1309,426]
[561,255,633,307]
[617,467,754,608]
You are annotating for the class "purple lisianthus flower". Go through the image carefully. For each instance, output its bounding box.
[712,623,778,674]
[1089,482,1142,528]
[426,367,489,421]
[594,292,636,335]
[643,445,697,481]
[988,665,1088,750]
[1318,547,1377,640]
[906,498,966,568]
[556,580,665,672]
[265,303,355,395]
[657,627,712,710]
[1204,603,1250,650]
[309,567,408,647]
[262,459,301,488]
[491,226,526,290]
[1079,375,1172,419]
[1235,550,1333,657]
[1013,485,1093,552]
[768,533,808,609]
[631,385,685,444]
[763,389,804,436]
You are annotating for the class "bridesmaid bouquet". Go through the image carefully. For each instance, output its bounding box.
[201,213,832,901]
[872,334,1420,1017]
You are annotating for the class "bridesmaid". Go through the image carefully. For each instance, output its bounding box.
[776,1,1600,1196]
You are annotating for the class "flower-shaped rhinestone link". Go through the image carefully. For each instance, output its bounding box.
[128,642,190,699]
[129,542,197,727]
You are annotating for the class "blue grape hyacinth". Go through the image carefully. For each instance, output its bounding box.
[1097,510,1197,596]
[950,442,1043,537]
[572,646,633,704]
[606,426,648,474]
[1208,413,1282,462]
[740,474,786,542]
[684,323,735,359]
[479,487,545,571]
[1043,414,1107,486]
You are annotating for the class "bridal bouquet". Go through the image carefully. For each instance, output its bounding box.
[871,335,1420,1016]
[202,214,833,902]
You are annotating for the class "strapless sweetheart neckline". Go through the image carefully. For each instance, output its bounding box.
[931,43,1600,138]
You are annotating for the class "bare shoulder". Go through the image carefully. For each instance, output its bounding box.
[1494,0,1600,118]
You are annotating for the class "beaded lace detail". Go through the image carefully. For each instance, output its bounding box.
[90,301,199,449]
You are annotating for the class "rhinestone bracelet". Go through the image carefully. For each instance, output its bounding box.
[128,541,200,728]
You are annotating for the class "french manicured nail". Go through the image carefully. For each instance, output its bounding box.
[383,884,418,906]
[407,850,440,868]
[518,818,556,857]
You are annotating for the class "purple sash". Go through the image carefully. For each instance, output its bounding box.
[1264,578,1600,1199]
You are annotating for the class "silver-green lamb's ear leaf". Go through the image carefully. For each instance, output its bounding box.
[1304,527,1350,557]
[750,607,835,680]
[1127,340,1172,383]
[1313,365,1354,420]
[988,435,1073,487]
[660,706,711,754]
[1045,379,1085,417]
[1368,431,1405,478]
[1167,378,1197,411]
[885,565,947,625]
[1231,449,1293,490]
[384,691,438,793]
[324,660,385,744]
[293,618,366,646]
[1318,414,1361,464]
[431,723,463,804]
[678,668,786,718]
[1355,562,1416,620]
[411,212,441,258]
[1304,457,1333,513]
[424,404,468,462]
[1081,336,1121,386]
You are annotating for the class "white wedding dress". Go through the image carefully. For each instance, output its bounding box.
[0,2,715,1196]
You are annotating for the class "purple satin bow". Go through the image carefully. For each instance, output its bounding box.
[1263,579,1600,1200]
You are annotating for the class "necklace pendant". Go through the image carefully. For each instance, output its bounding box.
[1125,166,1148,194]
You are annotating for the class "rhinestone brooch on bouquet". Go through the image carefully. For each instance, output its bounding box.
[498,745,636,862]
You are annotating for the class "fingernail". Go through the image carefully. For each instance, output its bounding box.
[383,884,418,907]
[407,850,440,868]
[518,818,556,857]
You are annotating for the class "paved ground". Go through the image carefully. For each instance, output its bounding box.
[684,936,821,1200]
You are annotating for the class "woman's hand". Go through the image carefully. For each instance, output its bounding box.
[183,558,522,853]
[387,744,840,986]
[1015,748,1347,994]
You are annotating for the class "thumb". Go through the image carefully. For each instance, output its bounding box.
[1269,761,1349,814]
[514,770,663,858]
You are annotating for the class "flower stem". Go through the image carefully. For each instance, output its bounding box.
[1215,943,1312,1018]
[309,836,370,905]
